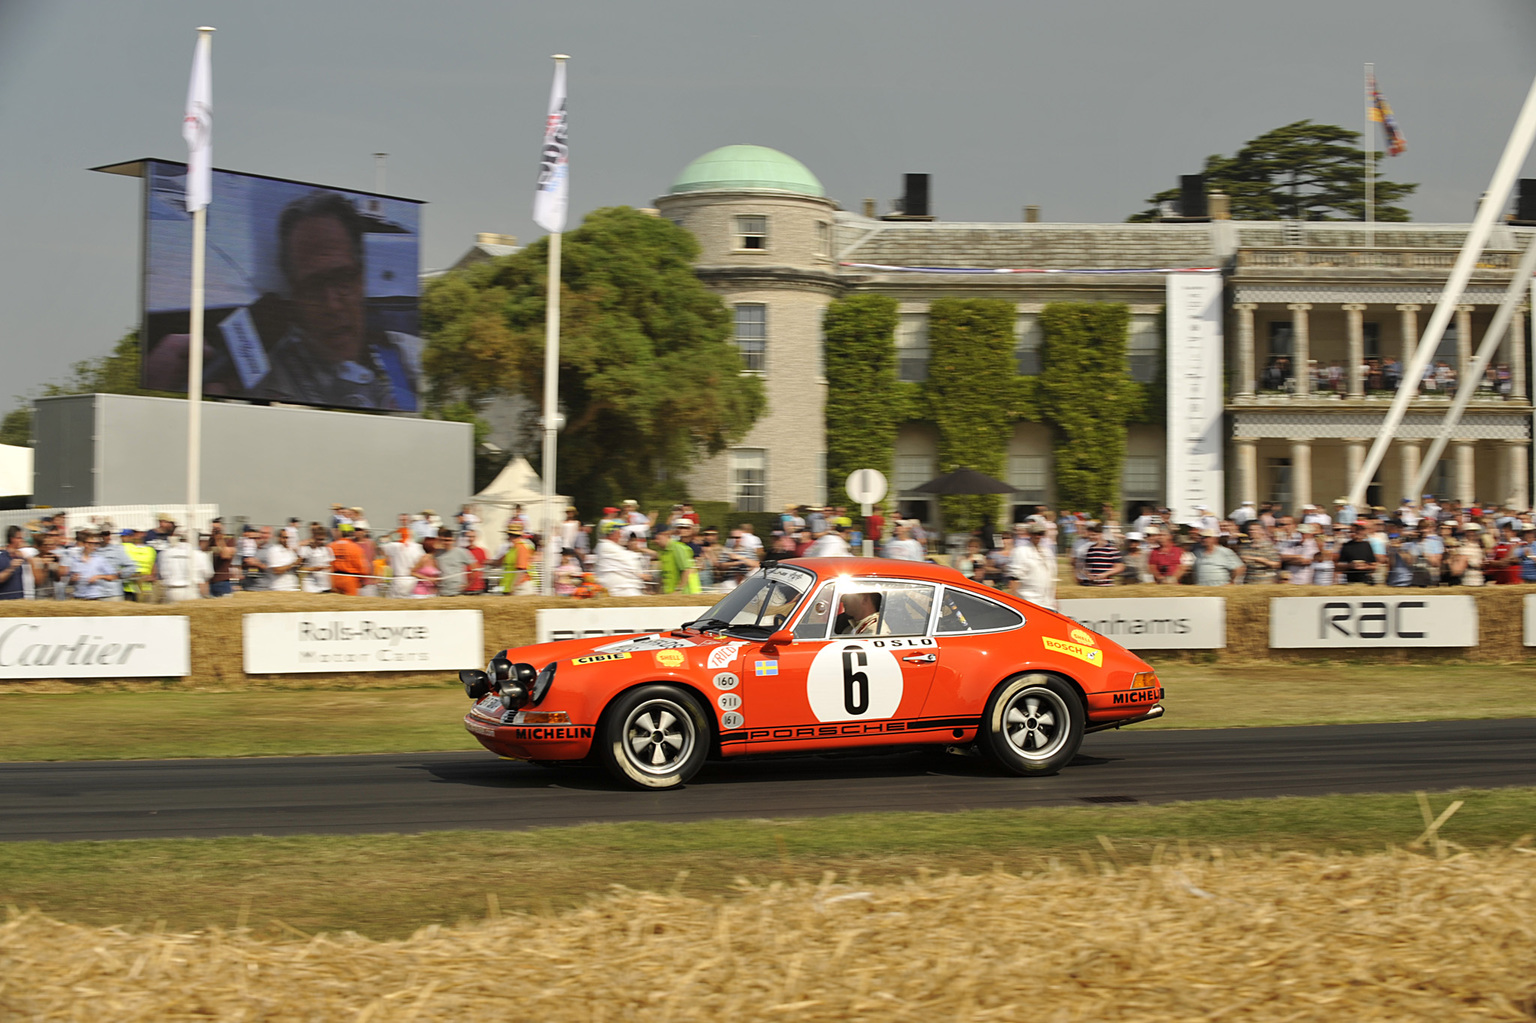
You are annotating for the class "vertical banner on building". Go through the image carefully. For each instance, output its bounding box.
[1166,273,1225,524]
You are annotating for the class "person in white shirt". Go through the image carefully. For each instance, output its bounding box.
[265,533,301,592]
[883,524,926,562]
[1195,506,1219,535]
[805,526,852,557]
[1301,504,1332,529]
[383,534,424,598]
[1008,522,1057,609]
[622,500,651,540]
[158,533,212,601]
[1130,505,1156,536]
[1230,501,1256,527]
[594,526,643,596]
[298,529,335,593]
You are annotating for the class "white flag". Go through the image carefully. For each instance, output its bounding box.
[181,30,213,213]
[532,60,568,233]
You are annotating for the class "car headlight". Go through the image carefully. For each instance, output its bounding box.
[497,661,539,712]
[460,669,492,699]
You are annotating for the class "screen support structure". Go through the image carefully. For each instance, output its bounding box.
[1347,71,1536,509]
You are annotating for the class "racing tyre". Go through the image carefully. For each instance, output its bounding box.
[598,685,710,790]
[979,673,1085,777]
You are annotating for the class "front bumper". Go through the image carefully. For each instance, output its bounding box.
[463,707,595,761]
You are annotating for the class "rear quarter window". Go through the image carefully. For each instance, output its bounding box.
[936,588,1026,634]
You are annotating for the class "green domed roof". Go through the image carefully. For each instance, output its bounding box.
[669,145,824,196]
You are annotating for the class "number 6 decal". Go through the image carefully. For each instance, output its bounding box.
[808,641,902,722]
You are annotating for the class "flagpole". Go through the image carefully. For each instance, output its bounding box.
[186,26,214,536]
[539,54,569,596]
[1364,63,1375,244]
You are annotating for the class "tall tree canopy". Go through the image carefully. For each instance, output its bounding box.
[1,329,167,446]
[1128,120,1417,222]
[421,206,765,512]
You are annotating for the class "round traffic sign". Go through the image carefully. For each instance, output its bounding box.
[845,468,888,506]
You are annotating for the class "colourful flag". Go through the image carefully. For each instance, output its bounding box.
[181,30,213,211]
[532,60,569,233]
[1368,72,1406,157]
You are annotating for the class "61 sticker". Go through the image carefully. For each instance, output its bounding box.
[806,641,903,723]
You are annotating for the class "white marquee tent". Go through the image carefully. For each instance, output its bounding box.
[0,443,32,498]
[471,457,569,543]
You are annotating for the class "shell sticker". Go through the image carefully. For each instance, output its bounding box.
[1069,628,1098,647]
[653,649,687,668]
[1042,637,1103,667]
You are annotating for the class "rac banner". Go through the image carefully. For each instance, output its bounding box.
[243,611,484,674]
[0,616,191,679]
[1269,595,1477,648]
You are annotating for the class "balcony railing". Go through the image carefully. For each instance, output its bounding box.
[1238,248,1518,270]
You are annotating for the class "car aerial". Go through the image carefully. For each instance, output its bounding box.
[460,557,1165,789]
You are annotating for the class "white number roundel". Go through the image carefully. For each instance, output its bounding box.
[806,641,903,722]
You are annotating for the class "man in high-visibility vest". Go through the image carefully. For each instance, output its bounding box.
[499,524,537,596]
[120,527,159,602]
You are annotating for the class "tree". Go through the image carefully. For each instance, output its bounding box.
[925,299,1018,531]
[1128,120,1417,222]
[823,295,900,509]
[1,328,171,447]
[421,206,766,513]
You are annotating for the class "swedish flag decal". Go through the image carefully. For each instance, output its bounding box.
[754,660,779,677]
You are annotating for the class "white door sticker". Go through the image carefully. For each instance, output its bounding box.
[806,640,903,723]
[707,641,747,670]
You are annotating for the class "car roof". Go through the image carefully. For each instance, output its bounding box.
[781,557,971,585]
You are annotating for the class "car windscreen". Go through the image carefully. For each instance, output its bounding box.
[690,564,815,637]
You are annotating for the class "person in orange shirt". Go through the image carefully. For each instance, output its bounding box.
[329,528,367,596]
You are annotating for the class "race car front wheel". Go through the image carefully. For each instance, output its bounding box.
[598,685,710,790]
[980,673,1085,776]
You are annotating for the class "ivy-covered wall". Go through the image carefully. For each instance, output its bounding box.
[925,299,1018,530]
[823,295,901,509]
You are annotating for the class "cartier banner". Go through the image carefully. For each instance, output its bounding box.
[0,616,191,679]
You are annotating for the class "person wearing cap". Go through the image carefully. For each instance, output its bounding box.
[1487,523,1524,586]
[1007,521,1056,606]
[1241,522,1282,584]
[1285,524,1321,585]
[1301,503,1331,529]
[654,525,702,594]
[71,531,125,601]
[328,525,367,597]
[1191,529,1245,586]
[1122,531,1152,584]
[1447,522,1485,586]
[498,522,538,595]
[1333,497,1358,527]
[158,531,212,601]
[622,500,652,540]
[120,528,158,602]
[1228,501,1256,528]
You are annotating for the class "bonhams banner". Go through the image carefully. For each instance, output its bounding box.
[0,616,190,679]
[1165,273,1225,525]
[1058,598,1225,650]
[243,611,484,674]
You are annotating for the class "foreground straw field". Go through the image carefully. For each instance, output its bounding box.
[5,846,1534,1022]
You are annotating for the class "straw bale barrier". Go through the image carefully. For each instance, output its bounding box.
[4,849,1534,1020]
[4,583,1535,691]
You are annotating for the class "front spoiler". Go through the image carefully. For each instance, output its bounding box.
[1084,705,1164,734]
[464,711,596,761]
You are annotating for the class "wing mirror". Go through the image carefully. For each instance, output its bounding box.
[766,629,795,647]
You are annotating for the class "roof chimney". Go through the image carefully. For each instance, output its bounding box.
[476,232,518,246]
[863,197,877,218]
[1023,205,1040,223]
[1208,192,1230,220]
[880,174,936,221]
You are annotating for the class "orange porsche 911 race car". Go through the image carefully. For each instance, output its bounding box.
[460,558,1165,789]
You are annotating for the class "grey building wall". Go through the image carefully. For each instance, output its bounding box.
[32,394,472,527]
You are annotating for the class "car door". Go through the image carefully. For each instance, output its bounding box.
[920,584,1028,726]
[731,578,940,755]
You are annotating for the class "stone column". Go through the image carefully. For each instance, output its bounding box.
[1456,304,1475,390]
[1396,303,1420,389]
[1290,437,1313,513]
[1234,436,1259,508]
[1453,439,1476,504]
[1506,439,1531,510]
[1399,440,1421,502]
[1288,303,1312,397]
[1512,306,1527,401]
[1345,439,1367,498]
[1234,303,1257,397]
[1344,303,1367,397]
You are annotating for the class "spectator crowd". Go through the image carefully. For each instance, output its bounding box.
[4,494,1534,607]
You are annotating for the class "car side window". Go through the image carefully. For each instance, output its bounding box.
[935,587,1026,634]
[793,583,837,640]
[834,580,937,638]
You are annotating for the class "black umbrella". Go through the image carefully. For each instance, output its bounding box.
[911,467,1015,496]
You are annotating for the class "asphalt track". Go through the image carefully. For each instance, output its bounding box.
[2,718,1534,842]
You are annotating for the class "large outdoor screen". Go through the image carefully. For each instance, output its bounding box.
[140,160,424,412]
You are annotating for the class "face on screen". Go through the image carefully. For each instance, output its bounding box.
[286,214,366,365]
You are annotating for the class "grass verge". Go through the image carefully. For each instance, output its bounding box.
[3,660,1536,762]
[1,787,1529,939]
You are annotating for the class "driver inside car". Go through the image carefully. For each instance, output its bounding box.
[837,590,889,636]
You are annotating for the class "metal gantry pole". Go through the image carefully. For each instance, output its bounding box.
[1347,72,1536,508]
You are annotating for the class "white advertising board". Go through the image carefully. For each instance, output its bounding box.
[0,616,190,679]
[536,606,709,644]
[1269,596,1477,649]
[1059,598,1226,650]
[243,611,484,674]
[1165,273,1225,524]
[1522,595,1536,646]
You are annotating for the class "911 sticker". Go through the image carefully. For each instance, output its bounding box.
[717,693,743,711]
[571,652,632,666]
[1042,637,1103,666]
[806,641,903,723]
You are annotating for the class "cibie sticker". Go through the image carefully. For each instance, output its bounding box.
[721,711,745,729]
[712,671,740,691]
[1069,628,1098,647]
[717,693,743,711]
[707,641,746,670]
[571,652,632,666]
[1042,637,1103,667]
[653,649,687,668]
[806,641,903,723]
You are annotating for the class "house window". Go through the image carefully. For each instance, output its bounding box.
[1268,321,1293,358]
[737,215,768,250]
[1266,458,1292,508]
[1128,317,1161,384]
[734,303,766,373]
[1123,456,1162,499]
[895,452,936,495]
[897,313,929,382]
[1008,454,1048,502]
[732,448,767,512]
[1015,315,1041,376]
[1363,322,1381,359]
[817,221,832,258]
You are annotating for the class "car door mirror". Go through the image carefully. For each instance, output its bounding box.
[766,629,795,646]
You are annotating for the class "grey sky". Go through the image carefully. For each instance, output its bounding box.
[2,0,1534,407]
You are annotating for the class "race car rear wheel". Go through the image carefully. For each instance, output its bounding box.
[598,685,709,790]
[980,673,1084,776]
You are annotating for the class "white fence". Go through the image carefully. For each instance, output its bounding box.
[0,504,221,535]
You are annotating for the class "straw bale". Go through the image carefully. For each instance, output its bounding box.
[5,849,1535,1020]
